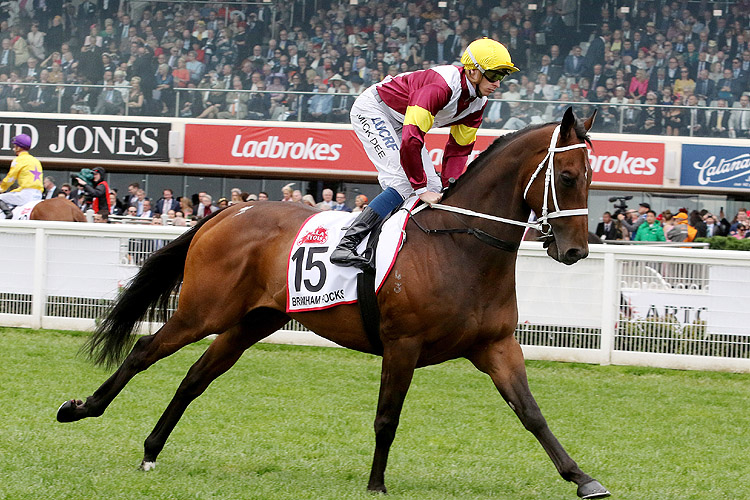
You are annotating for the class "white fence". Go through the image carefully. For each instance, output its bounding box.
[2,219,749,372]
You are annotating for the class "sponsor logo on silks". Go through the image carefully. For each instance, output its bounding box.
[692,153,750,186]
[356,114,398,159]
[588,150,659,176]
[298,226,329,245]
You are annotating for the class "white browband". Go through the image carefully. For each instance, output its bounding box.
[411,124,589,236]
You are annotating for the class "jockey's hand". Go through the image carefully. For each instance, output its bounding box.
[419,191,443,206]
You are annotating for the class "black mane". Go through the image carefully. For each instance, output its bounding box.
[442,119,591,200]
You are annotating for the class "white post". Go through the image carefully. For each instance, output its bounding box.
[31,227,47,329]
[599,251,617,365]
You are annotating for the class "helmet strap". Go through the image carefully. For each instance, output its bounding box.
[464,46,485,75]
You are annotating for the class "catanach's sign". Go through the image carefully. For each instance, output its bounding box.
[0,118,170,162]
[681,144,750,189]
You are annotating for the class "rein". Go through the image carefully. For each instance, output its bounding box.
[408,124,589,241]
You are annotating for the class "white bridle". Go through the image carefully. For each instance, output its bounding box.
[411,124,589,236]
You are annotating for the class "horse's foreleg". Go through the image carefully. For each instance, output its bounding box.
[367,338,421,493]
[141,310,289,470]
[469,336,610,499]
[57,314,214,423]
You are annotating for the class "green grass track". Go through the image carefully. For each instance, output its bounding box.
[1,327,749,500]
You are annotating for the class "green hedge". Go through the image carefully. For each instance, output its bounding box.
[694,236,750,251]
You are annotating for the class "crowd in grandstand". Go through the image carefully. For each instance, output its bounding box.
[0,1,748,136]
[42,174,365,224]
[596,203,750,242]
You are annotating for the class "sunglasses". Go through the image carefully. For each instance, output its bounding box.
[482,67,515,83]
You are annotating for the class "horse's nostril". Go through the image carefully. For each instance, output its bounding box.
[565,248,586,262]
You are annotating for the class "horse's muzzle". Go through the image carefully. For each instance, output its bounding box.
[562,247,588,264]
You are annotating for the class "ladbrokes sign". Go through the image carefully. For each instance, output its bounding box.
[184,124,665,186]
[0,117,170,162]
[184,124,370,172]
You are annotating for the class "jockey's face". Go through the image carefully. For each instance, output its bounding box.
[466,68,501,97]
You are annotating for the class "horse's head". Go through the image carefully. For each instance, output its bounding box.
[525,107,596,265]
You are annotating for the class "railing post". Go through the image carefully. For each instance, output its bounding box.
[175,90,181,118]
[31,227,47,329]
[689,108,695,137]
[297,94,302,122]
[619,105,625,134]
[599,251,617,366]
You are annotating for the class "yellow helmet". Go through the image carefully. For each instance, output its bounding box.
[461,38,519,82]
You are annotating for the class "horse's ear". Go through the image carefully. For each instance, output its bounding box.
[560,106,576,139]
[584,108,598,132]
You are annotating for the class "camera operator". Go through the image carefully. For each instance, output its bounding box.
[74,166,111,216]
[617,202,651,239]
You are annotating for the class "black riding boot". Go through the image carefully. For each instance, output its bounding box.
[330,206,382,269]
[0,200,13,219]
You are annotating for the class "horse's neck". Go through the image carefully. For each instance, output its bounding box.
[445,138,537,236]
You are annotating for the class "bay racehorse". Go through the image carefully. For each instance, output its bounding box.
[57,108,609,498]
[30,197,86,221]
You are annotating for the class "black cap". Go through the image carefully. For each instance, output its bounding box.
[639,202,651,210]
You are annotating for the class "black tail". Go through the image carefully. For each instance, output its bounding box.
[84,210,225,368]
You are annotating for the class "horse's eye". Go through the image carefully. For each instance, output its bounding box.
[560,173,576,187]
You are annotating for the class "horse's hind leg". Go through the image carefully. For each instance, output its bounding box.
[58,312,224,423]
[141,309,289,470]
[367,337,422,493]
[469,335,610,499]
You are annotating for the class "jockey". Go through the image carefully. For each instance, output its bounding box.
[330,38,518,269]
[0,134,43,219]
[76,166,111,216]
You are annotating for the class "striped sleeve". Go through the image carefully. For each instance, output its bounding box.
[400,83,452,191]
[441,105,485,187]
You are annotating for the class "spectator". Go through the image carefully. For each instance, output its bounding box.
[332,192,352,212]
[153,189,180,215]
[634,211,666,242]
[708,98,732,137]
[42,176,60,200]
[140,199,153,218]
[668,212,696,242]
[730,95,750,138]
[638,92,663,135]
[93,82,124,115]
[316,189,335,210]
[126,76,144,115]
[229,188,243,205]
[179,197,194,218]
[132,189,149,216]
[352,194,368,213]
[596,211,620,241]
[196,193,216,218]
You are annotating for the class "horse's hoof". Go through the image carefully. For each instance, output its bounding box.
[367,484,387,495]
[56,399,84,423]
[140,461,156,472]
[577,480,611,499]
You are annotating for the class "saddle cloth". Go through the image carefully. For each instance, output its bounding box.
[11,200,40,220]
[286,197,419,312]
